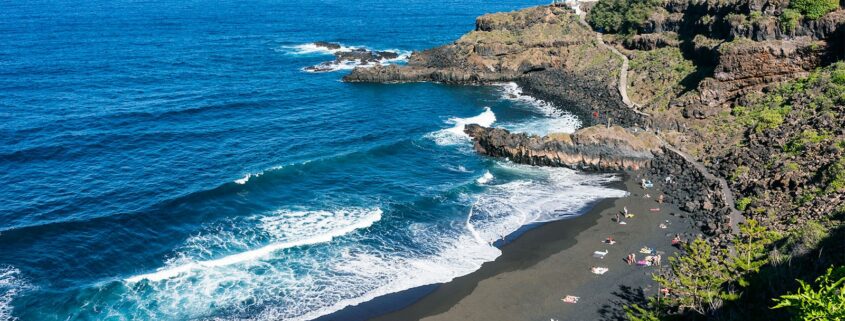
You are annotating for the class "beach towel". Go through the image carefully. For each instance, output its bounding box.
[562,295,580,303]
[593,250,608,259]
[649,208,660,212]
[639,247,654,254]
[637,260,651,266]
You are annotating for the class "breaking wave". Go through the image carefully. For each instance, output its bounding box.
[282,42,410,73]
[426,107,496,146]
[496,82,582,135]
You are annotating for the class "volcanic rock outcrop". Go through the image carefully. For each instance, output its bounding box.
[304,42,401,72]
[464,124,663,171]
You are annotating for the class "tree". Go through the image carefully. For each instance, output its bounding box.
[728,219,780,287]
[773,266,845,320]
[654,238,730,315]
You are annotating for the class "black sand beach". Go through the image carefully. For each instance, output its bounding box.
[319,171,697,321]
[363,171,695,321]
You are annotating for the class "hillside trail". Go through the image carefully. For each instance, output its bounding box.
[569,1,744,234]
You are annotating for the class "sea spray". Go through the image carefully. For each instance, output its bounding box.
[427,107,497,146]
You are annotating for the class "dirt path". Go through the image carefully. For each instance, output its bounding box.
[661,142,745,234]
[571,1,743,234]
[572,1,649,117]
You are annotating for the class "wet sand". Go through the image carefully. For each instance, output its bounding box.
[367,171,695,321]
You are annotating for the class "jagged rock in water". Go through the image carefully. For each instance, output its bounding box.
[304,42,402,72]
[464,124,663,171]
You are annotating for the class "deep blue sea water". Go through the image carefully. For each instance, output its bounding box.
[0,1,627,320]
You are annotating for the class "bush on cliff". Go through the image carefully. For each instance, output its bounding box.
[779,9,802,32]
[587,0,662,35]
[772,265,845,320]
[789,0,840,20]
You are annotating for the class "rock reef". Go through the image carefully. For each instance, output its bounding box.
[304,42,401,72]
[464,124,662,171]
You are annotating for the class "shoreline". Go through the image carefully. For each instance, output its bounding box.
[317,171,694,321]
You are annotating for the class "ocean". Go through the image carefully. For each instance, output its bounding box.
[0,1,626,320]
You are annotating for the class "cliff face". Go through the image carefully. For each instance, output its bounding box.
[681,37,831,118]
[464,124,663,171]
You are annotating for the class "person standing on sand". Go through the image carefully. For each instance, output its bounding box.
[655,254,662,266]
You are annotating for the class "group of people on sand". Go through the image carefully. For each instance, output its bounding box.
[625,252,661,266]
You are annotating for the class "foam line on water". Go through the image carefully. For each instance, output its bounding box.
[0,266,30,321]
[125,208,383,282]
[427,107,496,146]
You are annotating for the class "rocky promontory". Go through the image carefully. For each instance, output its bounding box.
[464,124,663,171]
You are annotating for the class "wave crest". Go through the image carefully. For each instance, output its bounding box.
[426,107,496,146]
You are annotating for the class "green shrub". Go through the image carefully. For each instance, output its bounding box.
[587,0,662,35]
[823,158,845,194]
[784,129,831,154]
[833,66,845,85]
[780,9,802,32]
[789,0,839,20]
[737,197,753,211]
[773,265,845,320]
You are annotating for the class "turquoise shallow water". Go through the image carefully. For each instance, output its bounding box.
[0,1,627,320]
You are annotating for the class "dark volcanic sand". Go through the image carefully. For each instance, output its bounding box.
[366,171,696,321]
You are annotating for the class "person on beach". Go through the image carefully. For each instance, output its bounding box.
[626,253,635,265]
[671,234,681,247]
[615,212,621,223]
[658,194,664,204]
[623,206,628,216]
[655,254,662,266]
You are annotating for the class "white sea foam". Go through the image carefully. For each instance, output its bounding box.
[125,208,382,282]
[284,42,410,73]
[496,82,582,135]
[111,166,625,321]
[234,173,253,185]
[476,171,494,184]
[283,43,355,55]
[426,107,497,146]
[0,266,29,321]
[301,51,410,73]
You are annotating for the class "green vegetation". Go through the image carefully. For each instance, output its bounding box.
[731,165,751,181]
[823,157,845,194]
[783,129,831,154]
[587,0,663,35]
[732,103,791,133]
[779,9,802,32]
[773,266,845,320]
[729,220,781,286]
[627,46,696,111]
[737,197,753,211]
[654,238,732,315]
[789,0,839,20]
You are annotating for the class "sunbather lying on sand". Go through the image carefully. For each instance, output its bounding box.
[562,295,579,303]
[590,266,609,274]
